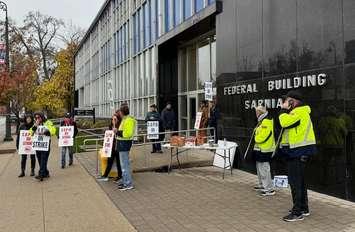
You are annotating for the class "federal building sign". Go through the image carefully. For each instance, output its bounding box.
[223,73,327,110]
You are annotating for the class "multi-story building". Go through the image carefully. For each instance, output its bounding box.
[75,0,218,121]
[76,0,355,202]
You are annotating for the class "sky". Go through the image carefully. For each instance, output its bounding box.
[6,0,106,30]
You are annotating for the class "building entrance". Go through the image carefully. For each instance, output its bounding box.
[178,34,216,131]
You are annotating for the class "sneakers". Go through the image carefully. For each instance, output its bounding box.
[96,177,109,182]
[18,171,25,178]
[254,186,264,191]
[118,185,134,191]
[114,178,122,184]
[288,209,310,217]
[283,213,304,222]
[260,190,276,196]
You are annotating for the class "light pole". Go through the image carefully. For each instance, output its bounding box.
[0,1,12,141]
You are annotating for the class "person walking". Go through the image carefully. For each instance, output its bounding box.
[97,113,122,182]
[30,112,56,181]
[208,98,220,143]
[161,102,176,139]
[60,112,78,169]
[116,104,137,191]
[145,104,163,153]
[253,106,276,196]
[279,91,316,222]
[16,113,36,177]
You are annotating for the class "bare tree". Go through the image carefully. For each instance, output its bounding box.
[59,21,85,46]
[22,11,64,80]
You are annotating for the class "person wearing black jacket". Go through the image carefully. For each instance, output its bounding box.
[16,114,36,177]
[60,113,79,168]
[97,113,122,182]
[161,102,176,133]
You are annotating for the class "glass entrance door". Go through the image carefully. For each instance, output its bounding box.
[178,34,216,131]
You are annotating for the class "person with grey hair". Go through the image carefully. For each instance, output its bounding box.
[253,105,276,196]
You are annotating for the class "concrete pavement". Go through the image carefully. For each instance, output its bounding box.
[78,155,355,232]
[0,139,136,232]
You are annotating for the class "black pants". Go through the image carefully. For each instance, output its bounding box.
[103,149,122,178]
[151,140,161,152]
[287,156,309,215]
[21,154,36,171]
[36,151,50,177]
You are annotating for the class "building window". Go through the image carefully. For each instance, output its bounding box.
[144,2,151,47]
[139,8,144,51]
[174,0,181,26]
[183,0,192,20]
[195,0,204,13]
[151,0,157,42]
[208,0,215,4]
[165,0,171,32]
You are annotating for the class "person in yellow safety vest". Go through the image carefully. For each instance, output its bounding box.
[30,112,57,181]
[116,104,137,191]
[253,106,276,197]
[278,90,316,222]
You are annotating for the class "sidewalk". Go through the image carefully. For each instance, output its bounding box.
[0,139,136,232]
[79,156,355,232]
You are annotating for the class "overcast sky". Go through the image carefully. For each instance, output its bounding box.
[7,0,106,29]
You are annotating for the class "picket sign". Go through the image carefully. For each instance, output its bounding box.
[18,130,35,155]
[32,135,50,151]
[147,121,159,140]
[194,112,203,129]
[102,130,115,158]
[58,126,74,147]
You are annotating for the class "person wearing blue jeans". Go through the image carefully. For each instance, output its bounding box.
[116,104,137,191]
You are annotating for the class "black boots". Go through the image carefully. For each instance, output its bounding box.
[30,169,35,176]
[18,170,25,178]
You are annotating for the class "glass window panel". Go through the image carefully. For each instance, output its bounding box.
[184,0,192,20]
[343,0,355,64]
[139,9,144,51]
[151,0,157,42]
[180,48,187,92]
[150,48,155,95]
[165,0,170,32]
[180,95,187,117]
[263,0,297,76]
[236,0,262,81]
[195,0,204,13]
[174,0,181,26]
[187,46,197,91]
[208,0,215,4]
[198,40,211,89]
[211,39,216,81]
[297,0,343,70]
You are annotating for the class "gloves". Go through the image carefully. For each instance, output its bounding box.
[116,130,123,137]
[44,131,51,136]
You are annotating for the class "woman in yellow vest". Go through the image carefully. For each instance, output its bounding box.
[253,106,276,196]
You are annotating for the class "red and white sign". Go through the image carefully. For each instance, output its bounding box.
[102,130,115,158]
[58,126,74,147]
[18,130,35,155]
[194,112,203,129]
